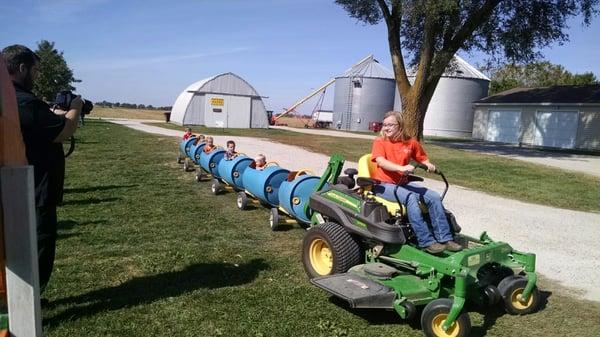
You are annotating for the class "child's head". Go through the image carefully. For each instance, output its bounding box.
[206,136,214,146]
[185,127,192,133]
[198,134,205,142]
[254,153,266,167]
[226,140,236,152]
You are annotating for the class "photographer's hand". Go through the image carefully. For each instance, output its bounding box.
[53,96,83,143]
[70,96,83,111]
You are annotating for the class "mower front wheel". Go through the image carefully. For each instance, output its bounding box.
[498,276,540,315]
[421,298,471,337]
[301,222,361,278]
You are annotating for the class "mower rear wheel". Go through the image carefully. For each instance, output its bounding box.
[269,208,280,231]
[302,222,361,278]
[498,276,540,315]
[421,298,471,337]
[237,192,248,210]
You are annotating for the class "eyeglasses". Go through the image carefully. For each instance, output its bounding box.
[382,123,398,128]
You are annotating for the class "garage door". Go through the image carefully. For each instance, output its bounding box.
[486,110,521,143]
[533,111,578,148]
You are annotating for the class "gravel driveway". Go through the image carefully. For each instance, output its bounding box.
[109,119,600,301]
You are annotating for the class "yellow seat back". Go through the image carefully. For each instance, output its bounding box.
[357,154,404,216]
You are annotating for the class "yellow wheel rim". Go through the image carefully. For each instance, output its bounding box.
[511,288,534,310]
[309,238,332,275]
[431,314,460,337]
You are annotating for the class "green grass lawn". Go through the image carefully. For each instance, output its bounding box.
[152,122,600,213]
[42,120,600,337]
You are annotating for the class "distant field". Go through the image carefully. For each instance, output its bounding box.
[92,106,166,120]
[92,108,313,127]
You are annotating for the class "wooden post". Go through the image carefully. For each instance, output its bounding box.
[1,56,42,336]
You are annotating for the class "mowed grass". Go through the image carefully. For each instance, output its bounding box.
[42,120,600,337]
[152,122,600,213]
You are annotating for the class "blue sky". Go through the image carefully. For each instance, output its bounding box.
[2,0,600,114]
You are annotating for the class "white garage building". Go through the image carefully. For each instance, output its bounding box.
[472,85,600,150]
[170,72,269,128]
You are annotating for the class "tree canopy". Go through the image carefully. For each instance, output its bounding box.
[487,61,598,95]
[335,0,599,139]
[33,40,79,102]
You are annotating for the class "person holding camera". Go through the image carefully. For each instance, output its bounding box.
[2,44,82,294]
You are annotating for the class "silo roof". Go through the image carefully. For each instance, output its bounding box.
[340,55,395,79]
[447,55,490,81]
[405,55,490,81]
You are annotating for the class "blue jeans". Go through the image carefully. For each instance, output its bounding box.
[373,183,453,248]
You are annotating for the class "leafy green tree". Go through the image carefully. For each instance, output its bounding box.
[488,61,598,94]
[33,40,80,101]
[335,0,598,139]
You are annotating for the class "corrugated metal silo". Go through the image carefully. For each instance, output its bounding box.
[333,55,395,131]
[394,56,490,138]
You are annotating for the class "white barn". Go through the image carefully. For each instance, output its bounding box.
[170,72,269,128]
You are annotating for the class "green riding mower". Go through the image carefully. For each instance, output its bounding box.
[302,155,541,337]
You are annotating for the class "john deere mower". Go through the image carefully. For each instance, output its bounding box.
[302,154,541,337]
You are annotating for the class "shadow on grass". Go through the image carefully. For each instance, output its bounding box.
[61,197,120,206]
[45,258,269,325]
[64,184,138,194]
[57,219,109,231]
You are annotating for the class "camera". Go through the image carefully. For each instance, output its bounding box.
[55,90,94,114]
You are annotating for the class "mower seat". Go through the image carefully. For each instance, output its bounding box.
[357,154,405,216]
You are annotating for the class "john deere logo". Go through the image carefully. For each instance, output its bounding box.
[326,192,357,209]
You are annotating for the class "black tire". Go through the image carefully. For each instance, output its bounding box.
[183,160,190,172]
[421,298,471,337]
[269,208,280,231]
[237,192,248,210]
[177,155,183,164]
[301,222,362,279]
[498,275,540,315]
[211,179,222,195]
[195,170,203,182]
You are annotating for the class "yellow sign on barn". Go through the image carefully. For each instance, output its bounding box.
[210,98,224,106]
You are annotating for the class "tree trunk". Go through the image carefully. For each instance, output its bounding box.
[400,87,427,140]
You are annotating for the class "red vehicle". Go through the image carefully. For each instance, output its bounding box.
[368,121,383,132]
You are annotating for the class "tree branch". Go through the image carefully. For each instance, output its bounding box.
[378,0,411,96]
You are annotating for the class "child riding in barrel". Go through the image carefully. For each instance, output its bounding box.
[203,136,216,153]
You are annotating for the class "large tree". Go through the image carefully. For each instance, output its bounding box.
[335,0,598,139]
[488,61,598,95]
[34,40,79,101]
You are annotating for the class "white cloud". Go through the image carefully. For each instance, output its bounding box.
[71,47,252,71]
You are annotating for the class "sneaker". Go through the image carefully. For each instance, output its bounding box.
[423,242,446,254]
[444,240,463,252]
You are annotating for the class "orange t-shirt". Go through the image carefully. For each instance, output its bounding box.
[371,137,428,184]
